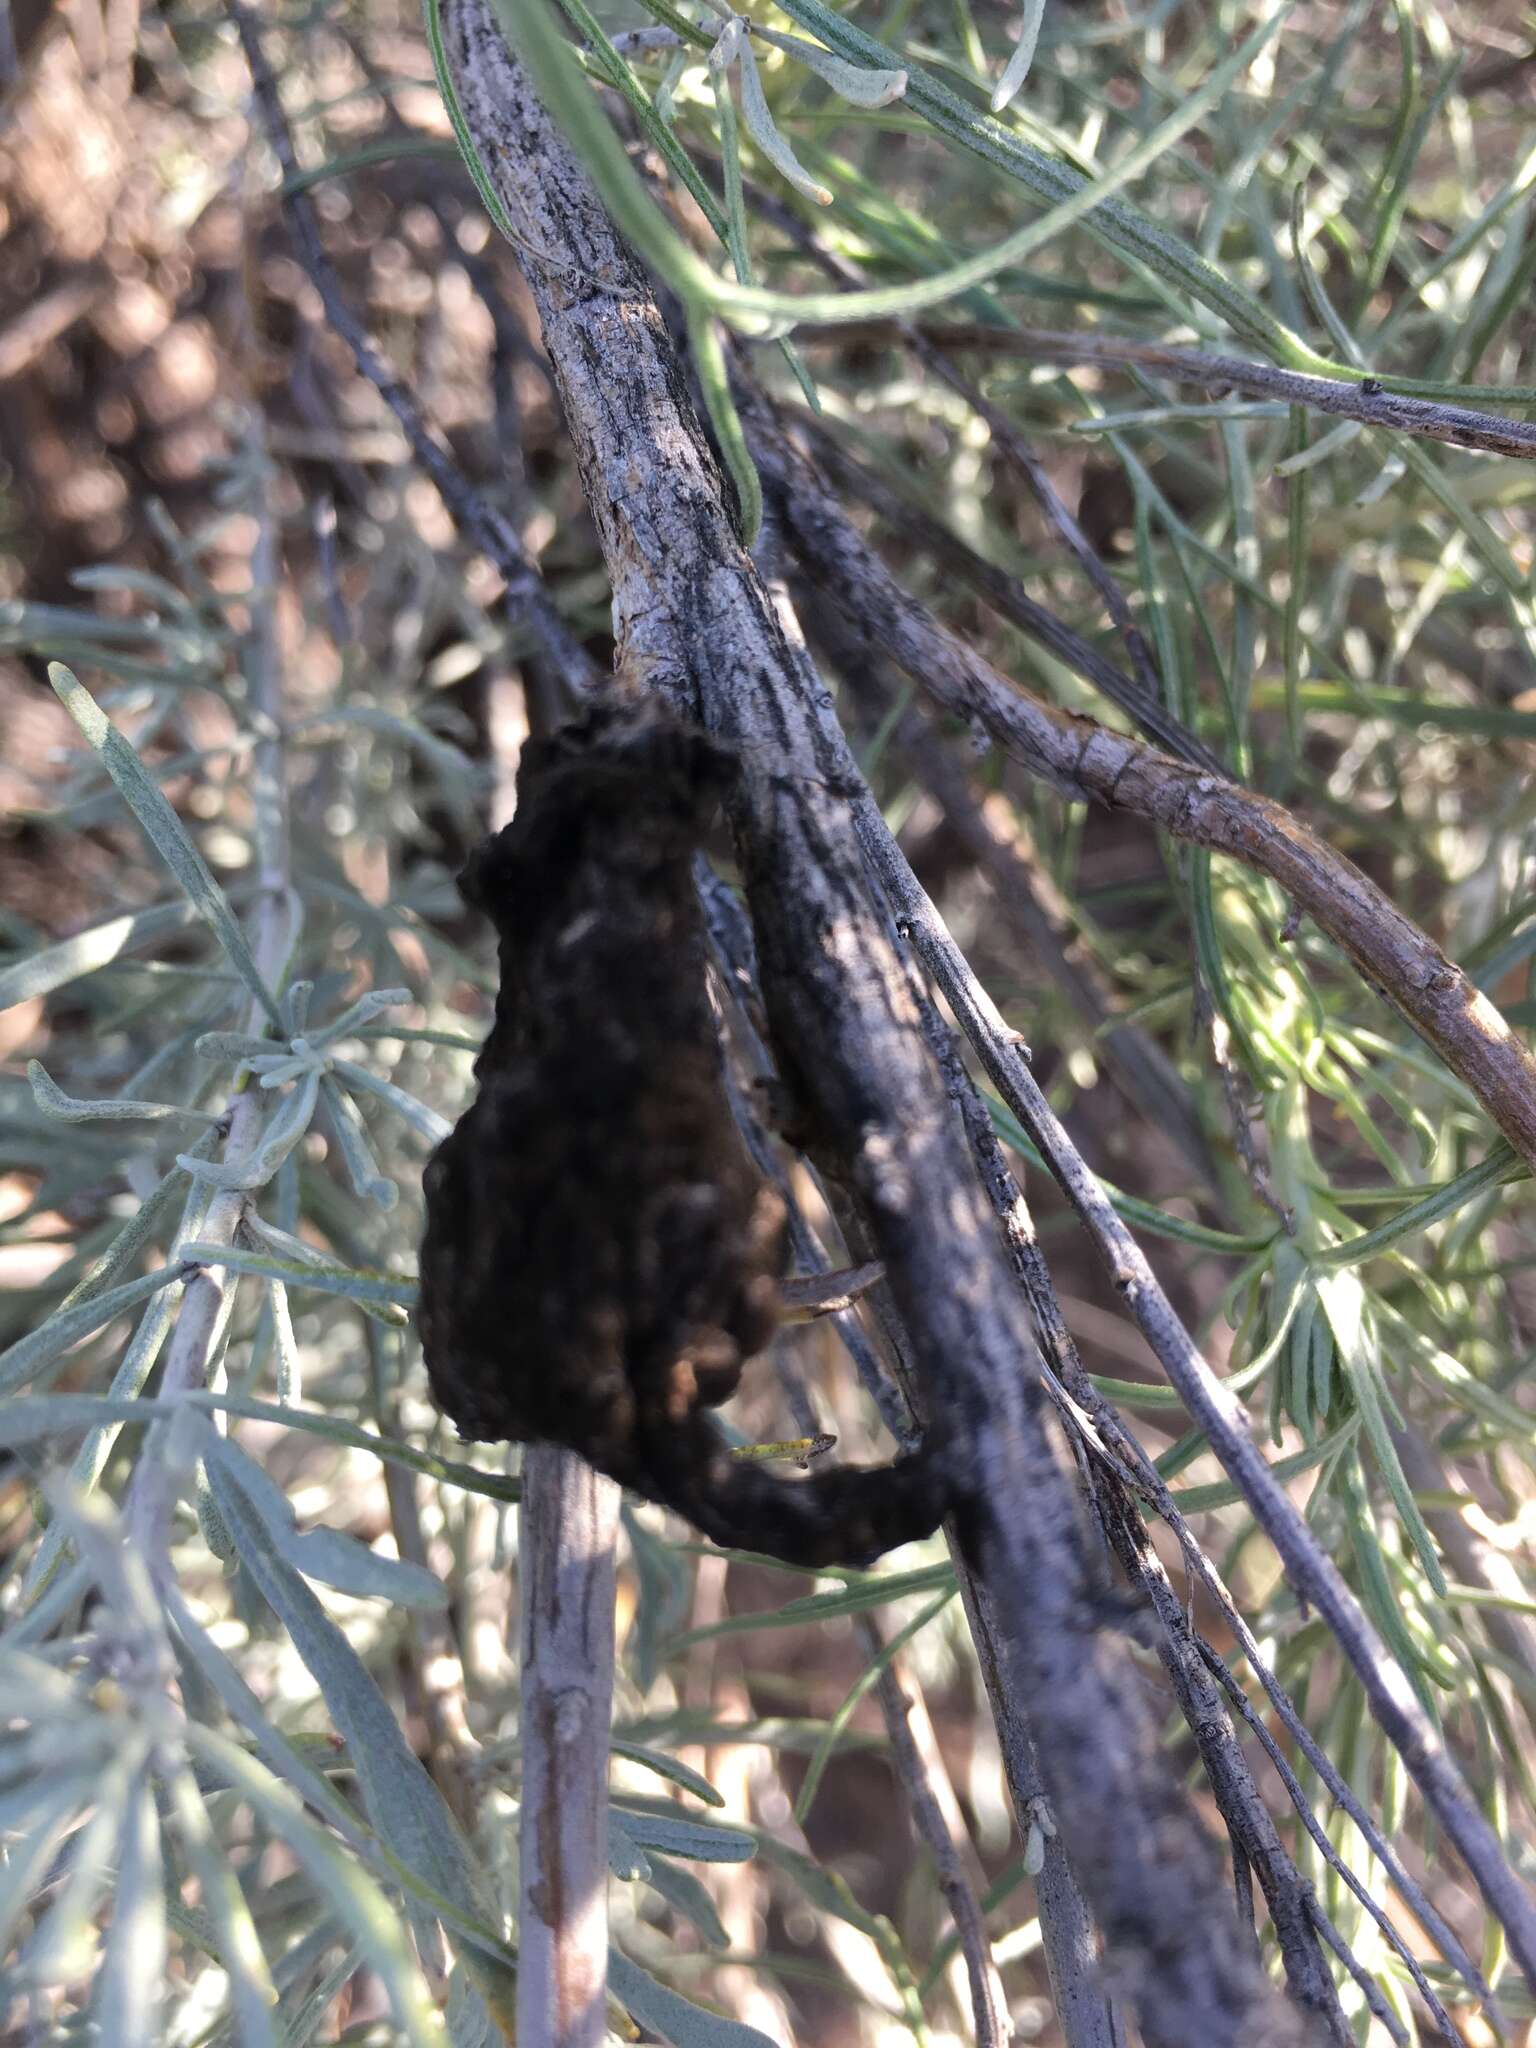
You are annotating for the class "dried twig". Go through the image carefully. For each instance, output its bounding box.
[853,812,1536,1992]
[759,414,1536,1179]
[476,602,621,2045]
[806,588,1219,1186]
[922,1018,1470,2041]
[792,320,1536,463]
[860,1614,1011,2048]
[228,0,599,704]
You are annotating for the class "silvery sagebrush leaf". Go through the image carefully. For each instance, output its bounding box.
[609,1808,756,1864]
[640,1852,732,1950]
[202,1472,487,1916]
[96,1768,167,2048]
[715,21,834,206]
[175,1069,320,1192]
[608,1949,779,2048]
[11,1769,127,1988]
[608,1813,653,1882]
[990,0,1046,111]
[28,1058,222,1128]
[182,1724,448,2048]
[328,1057,453,1146]
[752,26,907,107]
[204,1431,447,1609]
[47,663,284,1029]
[609,1736,725,1807]
[0,1264,191,1399]
[162,1762,281,2046]
[0,1775,99,1959]
[0,898,201,1012]
[319,1074,398,1208]
[196,1030,289,1066]
[302,986,414,1051]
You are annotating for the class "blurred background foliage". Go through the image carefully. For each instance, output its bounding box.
[0,0,1533,2042]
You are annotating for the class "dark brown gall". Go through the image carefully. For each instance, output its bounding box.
[417,693,948,1567]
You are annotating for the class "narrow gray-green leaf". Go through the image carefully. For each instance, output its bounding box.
[731,28,832,206]
[177,1070,320,1193]
[303,987,415,1051]
[0,1775,95,1957]
[0,1388,519,1505]
[672,1561,953,1644]
[183,1724,448,2048]
[28,1058,221,1128]
[163,1763,281,2047]
[13,1769,126,1987]
[47,664,283,1028]
[0,898,201,1012]
[206,1434,447,1608]
[610,1809,756,1864]
[0,1263,191,1398]
[267,1277,302,1403]
[97,1769,166,2048]
[609,1813,653,1882]
[610,1737,725,1808]
[184,1238,415,1317]
[21,1273,188,1598]
[205,1468,488,1920]
[639,1853,731,1950]
[752,26,906,107]
[608,1948,779,2048]
[55,1150,203,1316]
[196,1030,287,1065]
[319,1074,398,1209]
[329,1057,452,1145]
[989,0,1045,112]
[1317,1269,1447,1594]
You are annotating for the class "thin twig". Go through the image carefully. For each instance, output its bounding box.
[472,567,622,2044]
[923,1019,1461,2040]
[808,590,1219,1187]
[1002,1186,1488,2018]
[705,168,1224,775]
[853,811,1536,1992]
[127,431,294,1578]
[859,1616,1011,2048]
[792,321,1536,464]
[875,798,1429,2038]
[757,411,1536,1178]
[791,407,1224,774]
[904,334,1167,709]
[948,977,1485,2033]
[228,0,599,704]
